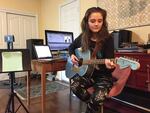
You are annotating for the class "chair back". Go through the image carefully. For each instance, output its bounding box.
[108,65,131,97]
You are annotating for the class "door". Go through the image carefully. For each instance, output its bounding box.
[59,0,80,82]
[0,12,7,48]
[7,13,37,48]
[60,0,80,38]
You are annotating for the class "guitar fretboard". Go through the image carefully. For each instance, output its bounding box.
[82,59,115,65]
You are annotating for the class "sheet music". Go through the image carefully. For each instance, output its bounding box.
[2,51,23,72]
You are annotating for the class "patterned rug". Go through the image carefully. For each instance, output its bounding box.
[0,78,25,89]
[15,81,69,100]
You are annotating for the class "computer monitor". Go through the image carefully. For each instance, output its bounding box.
[45,30,74,51]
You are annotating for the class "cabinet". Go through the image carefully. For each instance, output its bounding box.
[115,52,150,92]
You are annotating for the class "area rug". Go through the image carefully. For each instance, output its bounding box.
[15,81,69,100]
[0,78,25,89]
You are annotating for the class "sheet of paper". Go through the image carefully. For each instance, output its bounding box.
[2,51,23,72]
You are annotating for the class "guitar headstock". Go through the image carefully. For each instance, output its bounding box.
[116,57,140,70]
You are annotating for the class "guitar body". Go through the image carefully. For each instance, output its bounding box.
[66,48,94,78]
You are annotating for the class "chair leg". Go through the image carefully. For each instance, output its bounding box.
[69,79,71,95]
[100,104,103,113]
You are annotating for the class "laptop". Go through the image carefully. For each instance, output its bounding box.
[34,45,62,61]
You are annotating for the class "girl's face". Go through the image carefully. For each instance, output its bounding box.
[88,12,103,33]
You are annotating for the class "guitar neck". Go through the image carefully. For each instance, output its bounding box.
[83,58,115,65]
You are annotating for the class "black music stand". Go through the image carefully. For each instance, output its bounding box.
[0,49,31,113]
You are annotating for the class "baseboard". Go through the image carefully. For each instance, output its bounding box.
[111,97,150,112]
[0,72,26,81]
[112,87,150,112]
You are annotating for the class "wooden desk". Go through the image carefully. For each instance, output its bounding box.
[31,59,67,113]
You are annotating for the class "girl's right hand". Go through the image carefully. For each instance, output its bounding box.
[71,54,79,65]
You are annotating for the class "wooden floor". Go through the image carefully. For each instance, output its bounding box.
[0,78,149,113]
[0,78,87,113]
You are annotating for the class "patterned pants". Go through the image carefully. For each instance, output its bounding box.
[70,74,113,113]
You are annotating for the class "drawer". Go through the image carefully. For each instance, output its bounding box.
[138,59,150,72]
[126,71,136,87]
[52,62,66,71]
[135,72,148,91]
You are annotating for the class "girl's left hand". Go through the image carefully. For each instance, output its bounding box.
[105,59,116,69]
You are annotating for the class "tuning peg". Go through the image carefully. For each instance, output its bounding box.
[132,58,136,61]
[130,57,134,61]
[136,59,139,62]
[123,56,127,59]
[134,58,137,61]
[133,58,137,61]
[125,56,129,59]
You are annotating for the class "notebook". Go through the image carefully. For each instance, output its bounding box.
[34,45,62,61]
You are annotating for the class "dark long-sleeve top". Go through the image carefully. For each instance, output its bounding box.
[68,34,114,79]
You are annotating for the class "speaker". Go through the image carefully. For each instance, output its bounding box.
[111,31,119,49]
[111,30,132,49]
[26,39,43,59]
[119,30,132,47]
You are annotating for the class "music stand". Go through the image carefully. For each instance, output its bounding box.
[0,49,31,113]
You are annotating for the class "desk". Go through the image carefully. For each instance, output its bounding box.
[32,59,67,113]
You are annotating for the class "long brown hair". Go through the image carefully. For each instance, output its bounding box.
[81,7,109,57]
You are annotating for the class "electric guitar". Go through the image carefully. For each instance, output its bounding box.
[65,48,140,79]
